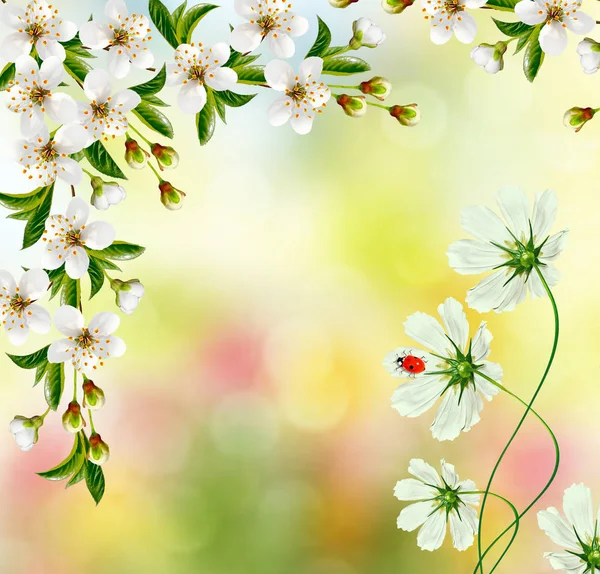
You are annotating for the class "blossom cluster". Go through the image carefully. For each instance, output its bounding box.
[0,0,419,503]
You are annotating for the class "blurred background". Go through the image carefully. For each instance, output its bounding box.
[0,0,599,572]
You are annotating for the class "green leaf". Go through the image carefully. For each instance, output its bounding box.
[91,257,122,272]
[22,185,54,250]
[515,32,533,54]
[44,362,64,411]
[323,46,348,58]
[38,433,85,481]
[34,362,48,386]
[7,345,49,369]
[61,277,81,307]
[84,140,127,180]
[172,1,188,21]
[66,460,87,488]
[48,267,66,300]
[133,102,174,139]
[85,462,106,505]
[225,50,260,69]
[523,25,545,82]
[94,240,146,261]
[61,35,95,59]
[176,4,218,44]
[485,0,518,9]
[322,56,370,76]
[7,210,36,221]
[88,256,105,299]
[306,16,332,58]
[0,187,47,211]
[213,91,256,108]
[492,18,534,37]
[214,94,227,123]
[130,65,167,97]
[197,91,216,146]
[149,0,180,49]
[0,62,15,91]
[63,52,92,84]
[141,94,169,107]
[235,65,266,84]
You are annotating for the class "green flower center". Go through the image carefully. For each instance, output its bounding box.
[433,484,463,516]
[457,361,473,379]
[189,64,207,83]
[519,249,536,269]
[286,83,307,102]
[111,28,131,47]
[588,549,600,567]
[39,142,57,163]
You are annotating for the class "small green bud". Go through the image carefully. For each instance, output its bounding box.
[89,432,110,466]
[359,76,392,101]
[381,0,416,13]
[329,0,359,6]
[110,279,145,314]
[564,107,596,132]
[389,104,420,127]
[82,380,106,411]
[151,143,180,171]
[125,135,150,170]
[336,94,367,118]
[159,181,186,211]
[62,401,85,434]
[89,176,127,211]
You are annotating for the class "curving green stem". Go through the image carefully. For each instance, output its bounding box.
[473,371,560,573]
[475,265,560,574]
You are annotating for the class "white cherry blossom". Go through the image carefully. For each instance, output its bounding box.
[264,57,331,135]
[421,0,488,45]
[230,0,308,58]
[48,305,126,376]
[79,0,154,79]
[16,123,87,187]
[41,197,115,280]
[515,0,595,56]
[0,268,50,346]
[167,42,238,114]
[6,55,77,137]
[0,0,77,62]
[78,69,140,145]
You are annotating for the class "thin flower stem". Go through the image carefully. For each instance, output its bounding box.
[473,371,560,573]
[73,369,78,401]
[88,409,96,434]
[40,406,52,420]
[129,124,153,147]
[328,84,358,90]
[147,162,163,181]
[82,168,95,179]
[236,79,270,87]
[366,101,389,111]
[476,265,560,574]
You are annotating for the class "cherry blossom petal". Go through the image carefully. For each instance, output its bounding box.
[430,21,454,45]
[106,0,129,23]
[267,96,293,126]
[177,81,207,114]
[54,305,85,337]
[5,315,29,346]
[36,38,66,62]
[26,304,51,334]
[268,32,296,59]
[65,246,90,280]
[19,269,49,300]
[453,13,478,44]
[54,124,88,155]
[230,22,262,54]
[79,21,113,50]
[45,93,78,125]
[515,0,547,25]
[564,12,595,35]
[48,338,77,363]
[205,67,238,92]
[81,221,115,250]
[299,57,323,84]
[84,69,112,102]
[89,312,120,336]
[264,59,295,91]
[2,32,32,62]
[539,21,569,56]
[108,50,132,79]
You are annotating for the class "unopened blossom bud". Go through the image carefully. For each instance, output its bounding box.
[336,94,367,118]
[470,42,507,74]
[359,76,392,101]
[382,0,416,13]
[89,433,110,465]
[159,181,186,211]
[563,107,596,132]
[329,0,359,6]
[125,135,150,170]
[9,415,44,452]
[82,380,106,411]
[90,176,127,211]
[350,18,386,50]
[151,143,180,171]
[110,279,145,314]
[62,401,85,434]
[389,104,420,127]
[577,38,600,74]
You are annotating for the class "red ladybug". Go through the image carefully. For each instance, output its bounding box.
[398,354,426,375]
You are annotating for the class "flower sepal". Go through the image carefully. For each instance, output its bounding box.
[62,401,85,434]
[89,433,110,465]
[82,380,106,411]
[151,144,180,171]
[159,181,186,211]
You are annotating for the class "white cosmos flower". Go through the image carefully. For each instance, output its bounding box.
[230,0,309,58]
[167,42,238,115]
[421,0,488,45]
[515,0,595,56]
[16,123,87,187]
[538,483,600,573]
[0,0,77,62]
[6,55,77,138]
[79,0,154,79]
[78,69,140,145]
[48,305,126,376]
[383,297,502,441]
[447,187,568,314]
[41,197,115,280]
[0,268,50,346]
[395,459,480,552]
[264,57,331,135]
